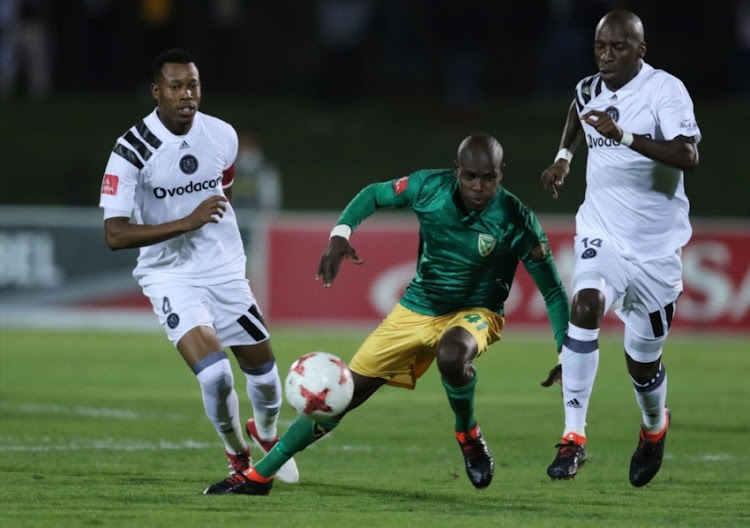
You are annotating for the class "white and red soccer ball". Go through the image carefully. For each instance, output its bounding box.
[284,352,354,420]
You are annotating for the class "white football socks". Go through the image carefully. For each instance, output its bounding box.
[196,357,247,455]
[561,323,600,438]
[631,363,668,433]
[242,360,282,441]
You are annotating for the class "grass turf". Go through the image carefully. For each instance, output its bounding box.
[0,328,748,527]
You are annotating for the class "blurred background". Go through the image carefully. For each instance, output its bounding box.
[0,0,748,333]
[0,0,748,215]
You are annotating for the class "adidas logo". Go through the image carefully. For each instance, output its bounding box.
[179,141,190,149]
[566,398,582,408]
[610,94,617,100]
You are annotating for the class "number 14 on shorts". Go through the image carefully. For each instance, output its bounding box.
[581,237,602,260]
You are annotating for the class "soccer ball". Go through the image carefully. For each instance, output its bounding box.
[284,352,354,420]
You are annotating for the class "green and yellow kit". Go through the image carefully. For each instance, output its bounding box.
[339,169,569,388]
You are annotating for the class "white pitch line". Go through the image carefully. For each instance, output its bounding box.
[660,453,750,462]
[0,402,299,426]
[0,436,744,463]
[0,402,185,421]
[0,436,347,453]
[697,454,746,462]
[0,438,219,452]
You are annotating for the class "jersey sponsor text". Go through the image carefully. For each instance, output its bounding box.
[153,176,222,199]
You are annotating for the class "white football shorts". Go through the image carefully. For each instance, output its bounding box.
[142,278,269,347]
[571,232,683,339]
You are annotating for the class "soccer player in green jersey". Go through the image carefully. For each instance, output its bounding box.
[206,133,569,495]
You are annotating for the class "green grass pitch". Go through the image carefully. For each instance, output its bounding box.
[1,328,748,527]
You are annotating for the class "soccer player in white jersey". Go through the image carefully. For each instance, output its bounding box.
[538,10,701,486]
[98,49,298,494]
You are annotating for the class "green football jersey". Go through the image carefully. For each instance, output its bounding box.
[336,169,569,347]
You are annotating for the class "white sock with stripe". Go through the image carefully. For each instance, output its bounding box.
[242,359,282,441]
[560,323,600,439]
[632,362,668,433]
[195,353,247,455]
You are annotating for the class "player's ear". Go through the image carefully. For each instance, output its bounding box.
[150,82,159,101]
[637,41,646,59]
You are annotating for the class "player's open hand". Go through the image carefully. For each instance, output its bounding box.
[316,236,364,288]
[540,363,562,387]
[541,161,570,199]
[185,195,227,230]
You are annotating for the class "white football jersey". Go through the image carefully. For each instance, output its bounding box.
[99,109,245,286]
[574,61,701,260]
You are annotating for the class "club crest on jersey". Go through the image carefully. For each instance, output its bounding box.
[478,234,496,257]
[604,106,619,122]
[179,154,199,174]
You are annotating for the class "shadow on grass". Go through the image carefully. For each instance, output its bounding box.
[292,480,547,515]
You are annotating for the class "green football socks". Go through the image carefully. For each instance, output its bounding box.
[254,415,341,478]
[442,372,478,432]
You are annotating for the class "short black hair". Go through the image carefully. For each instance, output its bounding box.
[457,133,503,168]
[152,49,195,82]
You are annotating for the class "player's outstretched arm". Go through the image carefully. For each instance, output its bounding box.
[104,195,227,250]
[541,100,584,199]
[316,236,364,288]
[522,242,569,388]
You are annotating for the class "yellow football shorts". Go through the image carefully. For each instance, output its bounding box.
[348,303,505,390]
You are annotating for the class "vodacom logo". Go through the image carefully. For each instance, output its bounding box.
[368,261,416,315]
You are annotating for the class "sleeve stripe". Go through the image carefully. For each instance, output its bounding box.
[135,120,162,150]
[112,143,144,169]
[593,76,603,98]
[574,82,586,112]
[124,130,153,161]
[574,74,600,112]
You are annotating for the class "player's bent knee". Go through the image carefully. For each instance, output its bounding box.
[436,347,469,376]
[196,357,235,396]
[570,290,606,328]
[624,326,665,364]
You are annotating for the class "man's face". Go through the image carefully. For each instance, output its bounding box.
[151,62,201,133]
[455,159,501,212]
[594,22,644,90]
